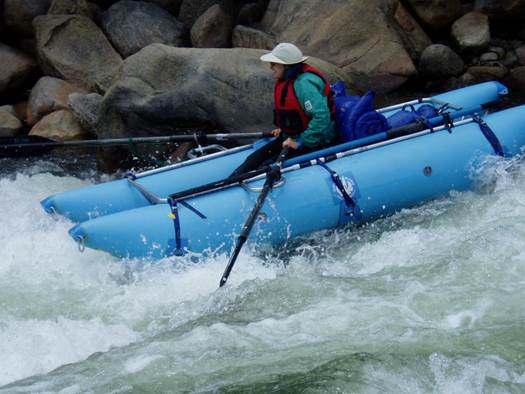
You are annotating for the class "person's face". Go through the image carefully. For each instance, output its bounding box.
[270,62,285,79]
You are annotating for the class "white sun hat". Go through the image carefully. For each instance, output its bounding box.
[260,43,308,65]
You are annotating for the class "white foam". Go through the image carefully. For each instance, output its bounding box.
[0,317,138,386]
[1,158,525,390]
[124,354,165,374]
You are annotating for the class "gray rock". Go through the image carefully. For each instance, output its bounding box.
[29,109,90,140]
[419,44,464,77]
[393,2,432,60]
[68,92,103,130]
[489,46,505,58]
[515,46,525,65]
[27,76,87,125]
[443,72,477,90]
[94,44,354,140]
[0,105,16,116]
[4,0,52,37]
[232,25,276,49]
[451,11,491,53]
[48,0,93,17]
[405,0,462,30]
[0,43,37,95]
[190,4,235,48]
[501,50,518,67]
[99,1,187,58]
[260,0,423,93]
[33,14,123,92]
[178,0,219,28]
[480,52,499,62]
[0,110,23,137]
[506,66,525,93]
[467,64,508,81]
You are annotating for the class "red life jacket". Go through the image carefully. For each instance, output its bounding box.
[273,64,335,135]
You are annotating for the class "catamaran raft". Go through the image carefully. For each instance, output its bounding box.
[40,81,525,260]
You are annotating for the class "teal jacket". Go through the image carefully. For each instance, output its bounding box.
[287,70,336,148]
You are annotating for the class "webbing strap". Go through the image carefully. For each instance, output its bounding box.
[442,113,454,133]
[473,115,505,157]
[167,198,207,256]
[315,159,355,209]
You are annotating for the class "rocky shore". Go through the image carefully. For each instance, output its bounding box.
[1,0,525,170]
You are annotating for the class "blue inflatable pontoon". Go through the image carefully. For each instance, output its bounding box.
[41,82,525,259]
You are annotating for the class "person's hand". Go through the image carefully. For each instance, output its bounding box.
[271,128,282,137]
[283,138,298,149]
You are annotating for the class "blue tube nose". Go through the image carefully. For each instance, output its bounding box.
[68,223,85,240]
[40,196,57,215]
[494,81,509,96]
[68,224,87,252]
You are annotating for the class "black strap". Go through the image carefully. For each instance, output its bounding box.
[473,114,505,157]
[167,198,207,256]
[316,159,355,209]
[442,112,454,133]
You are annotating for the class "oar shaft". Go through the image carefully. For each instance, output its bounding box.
[219,147,289,287]
[219,177,273,287]
[0,132,271,150]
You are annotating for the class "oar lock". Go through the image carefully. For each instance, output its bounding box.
[240,163,286,193]
[187,144,228,159]
[240,176,286,193]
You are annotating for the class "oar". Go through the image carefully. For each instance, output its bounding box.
[0,131,273,158]
[219,147,289,287]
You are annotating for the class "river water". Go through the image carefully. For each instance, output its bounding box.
[0,154,524,393]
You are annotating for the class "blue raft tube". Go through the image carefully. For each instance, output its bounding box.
[42,81,508,224]
[67,102,525,259]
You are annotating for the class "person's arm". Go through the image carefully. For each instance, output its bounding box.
[294,74,333,148]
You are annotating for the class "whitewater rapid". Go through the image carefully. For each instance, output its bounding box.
[0,156,524,393]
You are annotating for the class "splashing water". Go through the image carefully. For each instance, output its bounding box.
[0,155,524,393]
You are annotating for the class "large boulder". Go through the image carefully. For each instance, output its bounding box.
[47,0,94,18]
[0,109,23,137]
[419,44,464,78]
[29,109,90,140]
[405,0,463,30]
[178,0,219,28]
[232,25,276,49]
[27,76,87,125]
[190,4,235,47]
[4,0,52,37]
[94,44,355,140]
[68,92,103,131]
[259,0,427,93]
[451,11,491,53]
[0,43,37,96]
[467,64,508,81]
[99,1,187,58]
[393,2,432,60]
[506,65,525,93]
[33,14,123,92]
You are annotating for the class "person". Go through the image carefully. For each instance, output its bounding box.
[230,43,336,176]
